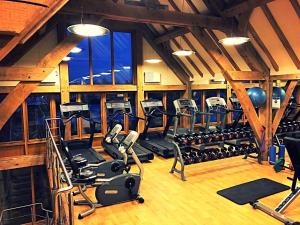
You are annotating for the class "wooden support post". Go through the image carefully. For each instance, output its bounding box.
[259,77,273,160]
[272,80,298,135]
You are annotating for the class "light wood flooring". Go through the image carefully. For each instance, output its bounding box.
[73,152,300,225]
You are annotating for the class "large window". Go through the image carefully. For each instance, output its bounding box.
[68,32,133,85]
[204,90,218,122]
[27,94,51,139]
[0,95,23,142]
[192,90,203,124]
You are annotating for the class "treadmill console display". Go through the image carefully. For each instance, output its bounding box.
[141,100,164,113]
[206,97,227,108]
[178,99,193,108]
[106,101,132,114]
[60,103,89,119]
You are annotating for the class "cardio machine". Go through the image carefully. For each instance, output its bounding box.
[251,137,300,225]
[103,100,154,163]
[139,99,177,158]
[60,102,105,164]
[61,128,144,219]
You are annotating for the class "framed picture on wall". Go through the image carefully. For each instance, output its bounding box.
[144,72,161,83]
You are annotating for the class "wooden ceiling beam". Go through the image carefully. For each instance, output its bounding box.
[139,24,189,83]
[154,28,189,44]
[0,0,69,61]
[63,0,233,31]
[181,35,215,77]
[0,34,83,130]
[272,80,298,135]
[171,39,202,78]
[248,24,279,72]
[202,0,224,16]
[270,73,300,80]
[0,67,54,81]
[222,0,275,17]
[261,4,300,69]
[290,0,300,18]
[206,30,240,71]
[227,71,265,81]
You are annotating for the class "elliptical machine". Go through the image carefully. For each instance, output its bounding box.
[61,127,144,219]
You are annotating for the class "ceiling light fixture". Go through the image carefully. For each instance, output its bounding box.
[172,50,194,57]
[123,66,131,70]
[218,37,250,46]
[172,0,195,57]
[67,6,109,37]
[144,59,162,64]
[70,47,82,53]
[62,56,71,62]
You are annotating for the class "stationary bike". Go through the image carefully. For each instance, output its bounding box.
[61,128,144,219]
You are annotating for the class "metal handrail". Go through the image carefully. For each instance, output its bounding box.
[45,118,74,225]
[45,119,73,193]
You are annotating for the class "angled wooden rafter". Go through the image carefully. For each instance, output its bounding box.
[63,0,234,31]
[139,24,189,84]
[0,67,54,81]
[222,0,275,17]
[261,4,300,69]
[181,35,215,77]
[171,39,202,78]
[270,73,300,80]
[0,0,69,61]
[272,80,298,135]
[0,34,83,130]
[290,0,300,18]
[223,70,264,143]
[248,24,279,71]
[154,27,189,44]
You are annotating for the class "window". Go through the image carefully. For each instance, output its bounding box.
[0,95,23,142]
[106,93,126,130]
[81,93,101,134]
[146,92,163,128]
[69,93,78,136]
[68,38,90,84]
[92,35,112,84]
[114,32,133,84]
[27,94,51,139]
[166,91,183,114]
[192,91,203,124]
[128,92,136,130]
[68,32,133,85]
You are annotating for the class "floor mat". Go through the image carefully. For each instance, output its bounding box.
[217,178,290,205]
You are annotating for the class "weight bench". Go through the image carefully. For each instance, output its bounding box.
[251,137,300,225]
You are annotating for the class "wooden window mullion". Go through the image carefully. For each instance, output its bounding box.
[111,32,115,85]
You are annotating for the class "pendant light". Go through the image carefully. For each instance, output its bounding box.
[144,59,162,64]
[218,19,250,46]
[172,0,194,57]
[67,6,109,37]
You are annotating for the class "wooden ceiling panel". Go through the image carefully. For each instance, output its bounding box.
[188,0,209,14]
[250,7,298,73]
[268,0,300,65]
[185,32,221,74]
[0,2,36,33]
[211,30,250,71]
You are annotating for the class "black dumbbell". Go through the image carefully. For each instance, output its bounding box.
[216,149,225,159]
[208,149,218,160]
[201,151,209,162]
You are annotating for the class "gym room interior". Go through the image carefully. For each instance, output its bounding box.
[0,0,300,224]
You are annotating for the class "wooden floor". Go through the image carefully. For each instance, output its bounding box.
[73,153,300,225]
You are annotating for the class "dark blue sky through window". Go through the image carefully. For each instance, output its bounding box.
[114,32,133,84]
[92,34,112,84]
[68,38,90,84]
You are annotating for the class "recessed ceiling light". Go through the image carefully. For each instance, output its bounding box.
[100,72,111,75]
[70,47,82,53]
[218,37,250,46]
[123,66,131,70]
[67,24,110,37]
[144,59,162,64]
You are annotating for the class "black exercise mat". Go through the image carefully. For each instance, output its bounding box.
[217,178,290,205]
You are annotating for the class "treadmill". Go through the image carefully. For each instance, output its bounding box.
[60,102,105,164]
[102,100,154,163]
[139,99,176,158]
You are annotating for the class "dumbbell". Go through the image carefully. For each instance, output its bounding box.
[208,149,218,160]
[190,150,202,163]
[193,133,203,145]
[201,151,210,162]
[182,152,194,165]
[216,149,225,159]
[186,134,195,145]
[228,146,238,156]
[203,134,213,144]
[237,145,245,155]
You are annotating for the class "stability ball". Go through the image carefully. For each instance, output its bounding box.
[247,87,266,108]
[273,87,286,102]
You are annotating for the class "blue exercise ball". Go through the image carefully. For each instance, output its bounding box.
[273,87,286,102]
[247,87,266,108]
